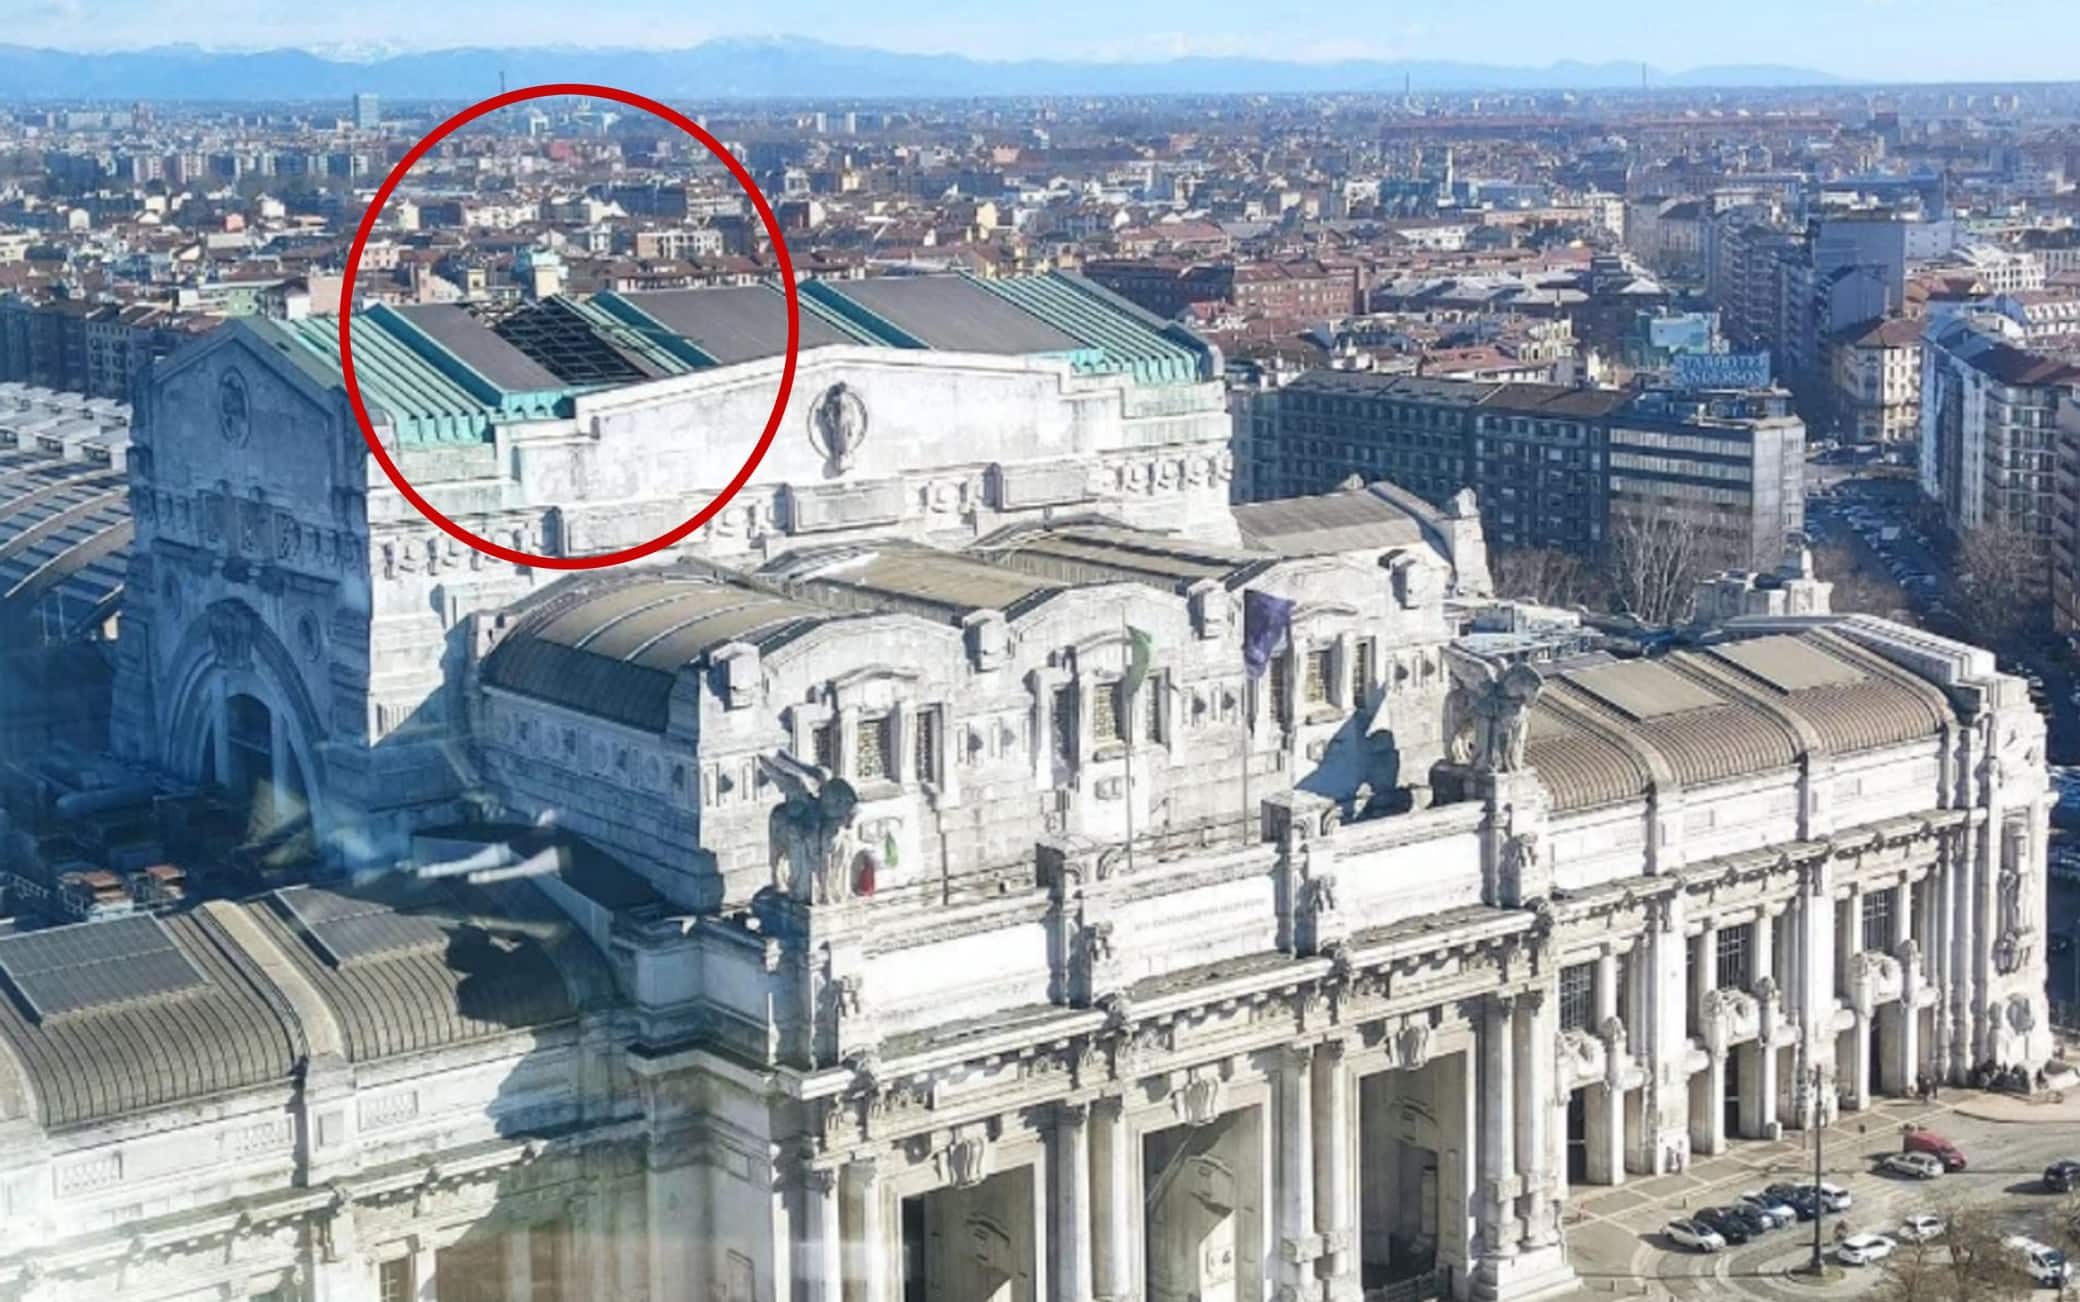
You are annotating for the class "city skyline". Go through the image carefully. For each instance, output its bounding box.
[10,0,2080,86]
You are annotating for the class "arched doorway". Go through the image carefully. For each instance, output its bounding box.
[223,690,313,865]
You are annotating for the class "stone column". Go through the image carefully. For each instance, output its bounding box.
[1693,1051,1728,1155]
[1277,1044,1318,1296]
[801,1167,844,1302]
[412,1236,438,1302]
[1477,994,1520,1261]
[1753,914,1775,992]
[1313,1039,1358,1300]
[1056,1103,1094,1302]
[1514,991,1559,1249]
[1584,1079,1624,1187]
[1851,1006,1874,1111]
[846,1158,889,1302]
[1755,985,1781,1140]
[1091,1097,1134,1302]
[1694,924,1719,1027]
[1935,839,1959,1078]
[1954,827,1980,1071]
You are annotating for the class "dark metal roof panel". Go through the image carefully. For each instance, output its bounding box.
[388,303,566,392]
[610,285,861,363]
[824,275,1083,354]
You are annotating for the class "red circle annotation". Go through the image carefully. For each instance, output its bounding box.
[336,82,799,571]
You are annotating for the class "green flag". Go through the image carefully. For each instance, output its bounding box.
[1123,624,1154,703]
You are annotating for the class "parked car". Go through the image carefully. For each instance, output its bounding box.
[1880,1152,1945,1180]
[2045,1160,2080,1193]
[1737,1192,1797,1230]
[1695,1207,1754,1245]
[1838,1233,1897,1266]
[1764,1183,1823,1220]
[2004,1236,2074,1287]
[1666,1219,1727,1253]
[1903,1128,1968,1172]
[1898,1214,1946,1243]
[1811,1181,1855,1211]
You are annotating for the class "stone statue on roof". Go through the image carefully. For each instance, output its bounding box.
[1444,652,1544,774]
[762,751,867,903]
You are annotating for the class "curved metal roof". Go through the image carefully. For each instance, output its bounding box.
[246,878,607,1063]
[0,909,302,1130]
[480,572,830,732]
[1531,630,1953,813]
[0,878,617,1130]
[0,386,133,643]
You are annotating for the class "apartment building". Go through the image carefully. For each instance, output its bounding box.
[1921,314,2079,590]
[1245,370,1804,568]
[1832,316,1925,444]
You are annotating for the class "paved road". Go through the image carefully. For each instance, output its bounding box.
[1557,1092,2080,1300]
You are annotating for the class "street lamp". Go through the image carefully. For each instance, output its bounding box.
[1810,1062,1826,1275]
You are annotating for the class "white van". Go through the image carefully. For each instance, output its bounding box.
[2003,1235,2072,1287]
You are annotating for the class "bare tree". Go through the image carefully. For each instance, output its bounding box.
[1605,510,1707,627]
[1490,545,1604,610]
[1953,524,2052,649]
[1870,1234,1951,1302]
[1939,1204,2037,1302]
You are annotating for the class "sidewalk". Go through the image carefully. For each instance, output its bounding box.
[1944,1085,2080,1124]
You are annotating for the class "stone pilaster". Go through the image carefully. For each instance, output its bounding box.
[1091,1097,1134,1302]
[800,1166,843,1302]
[1055,1103,1094,1302]
[1276,1043,1318,1298]
[1314,1039,1359,1301]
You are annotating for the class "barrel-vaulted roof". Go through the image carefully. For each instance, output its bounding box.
[0,874,616,1131]
[1528,629,1953,812]
[480,572,833,733]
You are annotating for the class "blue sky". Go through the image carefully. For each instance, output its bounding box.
[11,0,2077,82]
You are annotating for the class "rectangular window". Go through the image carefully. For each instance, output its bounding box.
[811,721,836,771]
[1143,674,1164,744]
[1559,961,1596,1032]
[1270,654,1292,724]
[1093,679,1124,745]
[856,712,892,782]
[1304,647,1334,704]
[914,708,939,785]
[1861,889,1896,955]
[1351,639,1375,706]
[379,1259,414,1302]
[1052,686,1077,765]
[1716,926,1751,992]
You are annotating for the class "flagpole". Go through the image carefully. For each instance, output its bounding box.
[1123,609,1137,876]
[1243,677,1253,845]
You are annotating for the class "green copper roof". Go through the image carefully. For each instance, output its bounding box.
[248,273,1214,449]
[262,311,590,447]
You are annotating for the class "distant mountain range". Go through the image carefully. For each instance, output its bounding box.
[0,39,1847,102]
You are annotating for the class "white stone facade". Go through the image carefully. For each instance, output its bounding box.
[0,314,2055,1302]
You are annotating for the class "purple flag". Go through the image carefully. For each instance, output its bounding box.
[1242,590,1294,679]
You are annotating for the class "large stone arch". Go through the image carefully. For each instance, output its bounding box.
[158,598,332,851]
